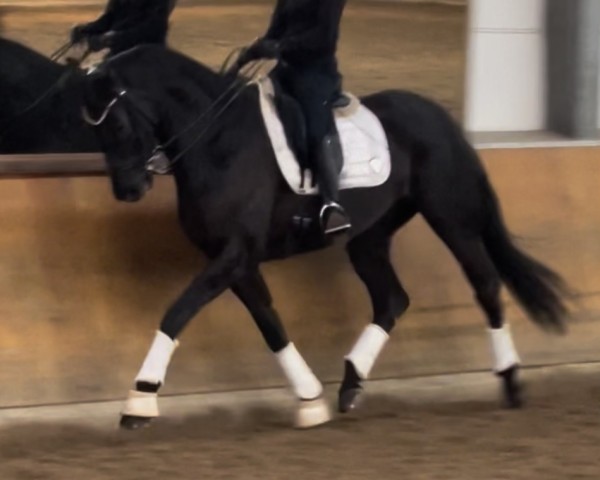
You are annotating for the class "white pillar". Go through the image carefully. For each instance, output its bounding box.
[464,0,547,133]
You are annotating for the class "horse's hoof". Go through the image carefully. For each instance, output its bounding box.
[504,382,524,409]
[338,386,364,413]
[119,414,154,430]
[294,397,332,429]
[499,366,524,409]
[338,360,363,413]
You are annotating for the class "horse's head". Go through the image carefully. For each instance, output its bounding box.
[82,45,245,201]
[82,63,161,202]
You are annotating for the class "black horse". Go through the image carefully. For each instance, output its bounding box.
[81,45,569,429]
[0,37,98,154]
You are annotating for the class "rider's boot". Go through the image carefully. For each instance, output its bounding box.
[316,134,351,236]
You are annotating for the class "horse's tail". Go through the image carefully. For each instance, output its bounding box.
[481,178,569,333]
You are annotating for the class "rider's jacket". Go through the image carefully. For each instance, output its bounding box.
[264,0,346,67]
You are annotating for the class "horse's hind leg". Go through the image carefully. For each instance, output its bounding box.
[422,219,523,408]
[232,270,332,428]
[339,208,414,413]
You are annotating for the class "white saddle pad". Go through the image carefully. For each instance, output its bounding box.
[256,77,391,195]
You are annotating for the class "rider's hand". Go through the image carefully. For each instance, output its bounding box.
[244,37,280,62]
[87,34,107,52]
[233,37,280,74]
[258,39,280,59]
[70,24,87,44]
[101,31,117,47]
[251,37,280,60]
[87,32,114,52]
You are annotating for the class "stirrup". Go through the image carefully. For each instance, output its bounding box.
[319,201,351,235]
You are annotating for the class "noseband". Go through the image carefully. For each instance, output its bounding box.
[81,89,127,126]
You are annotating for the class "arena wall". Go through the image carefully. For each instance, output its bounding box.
[0,146,598,407]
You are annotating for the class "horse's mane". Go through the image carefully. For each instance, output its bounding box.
[0,36,66,88]
[105,45,233,100]
[0,36,63,70]
[0,36,98,153]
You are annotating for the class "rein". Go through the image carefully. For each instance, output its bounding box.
[50,40,74,62]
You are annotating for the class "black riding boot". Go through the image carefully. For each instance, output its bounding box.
[317,134,351,235]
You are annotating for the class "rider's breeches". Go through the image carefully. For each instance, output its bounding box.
[275,63,340,163]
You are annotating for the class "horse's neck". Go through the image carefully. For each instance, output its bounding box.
[0,39,66,99]
[0,38,64,73]
[187,64,234,101]
[159,66,238,158]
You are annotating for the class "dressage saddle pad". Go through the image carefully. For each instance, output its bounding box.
[255,77,391,195]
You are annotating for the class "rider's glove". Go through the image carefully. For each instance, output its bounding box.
[252,38,281,59]
[87,32,115,52]
[70,24,87,44]
[237,37,280,67]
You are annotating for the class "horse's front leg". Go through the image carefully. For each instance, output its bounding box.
[232,271,332,428]
[120,237,249,430]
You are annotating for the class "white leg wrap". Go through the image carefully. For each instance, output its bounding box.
[135,330,179,385]
[345,324,389,379]
[275,343,323,400]
[488,325,521,373]
[121,390,159,418]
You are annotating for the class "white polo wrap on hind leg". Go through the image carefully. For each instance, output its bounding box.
[135,330,179,385]
[275,343,323,400]
[345,324,389,379]
[488,325,520,372]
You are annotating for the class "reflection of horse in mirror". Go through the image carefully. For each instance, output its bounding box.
[81,45,569,429]
[0,37,97,153]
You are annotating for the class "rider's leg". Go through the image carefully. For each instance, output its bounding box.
[290,72,351,235]
[314,124,352,234]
